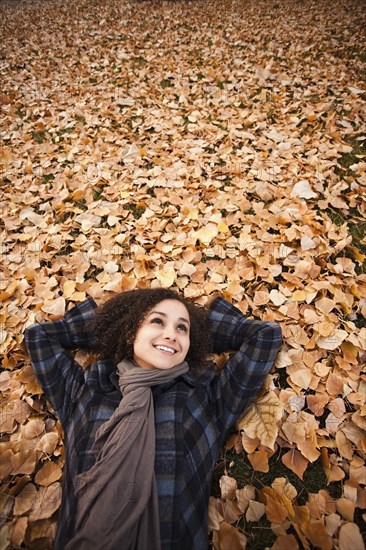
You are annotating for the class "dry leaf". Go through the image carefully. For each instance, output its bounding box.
[14,484,37,515]
[237,392,283,450]
[248,447,274,473]
[35,461,63,486]
[219,475,237,500]
[36,432,60,454]
[338,522,365,550]
[212,521,247,550]
[282,449,309,480]
[246,500,265,522]
[11,517,28,548]
[29,483,62,521]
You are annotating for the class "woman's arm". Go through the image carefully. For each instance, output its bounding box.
[24,297,97,423]
[208,296,282,429]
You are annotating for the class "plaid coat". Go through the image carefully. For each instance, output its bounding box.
[25,296,281,550]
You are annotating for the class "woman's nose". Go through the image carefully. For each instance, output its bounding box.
[163,325,176,339]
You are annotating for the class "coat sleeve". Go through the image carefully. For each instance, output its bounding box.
[24,298,98,423]
[208,297,282,430]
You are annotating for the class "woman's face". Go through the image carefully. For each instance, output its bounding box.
[133,299,190,370]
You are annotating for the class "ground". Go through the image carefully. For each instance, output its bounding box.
[0,0,365,548]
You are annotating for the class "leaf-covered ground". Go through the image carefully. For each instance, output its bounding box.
[1,0,366,548]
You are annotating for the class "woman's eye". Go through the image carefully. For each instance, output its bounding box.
[151,317,163,325]
[178,324,188,332]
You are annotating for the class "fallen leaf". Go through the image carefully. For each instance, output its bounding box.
[282,449,309,480]
[246,500,265,522]
[29,483,62,521]
[237,392,283,450]
[35,461,63,486]
[338,522,365,550]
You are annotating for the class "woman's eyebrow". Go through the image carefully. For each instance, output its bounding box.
[148,311,190,324]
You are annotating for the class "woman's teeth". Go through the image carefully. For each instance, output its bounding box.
[155,345,176,354]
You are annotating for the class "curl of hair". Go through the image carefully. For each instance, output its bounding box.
[93,288,212,368]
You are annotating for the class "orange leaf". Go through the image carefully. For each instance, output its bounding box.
[212,521,247,550]
[271,534,299,550]
[248,447,274,473]
[282,449,309,480]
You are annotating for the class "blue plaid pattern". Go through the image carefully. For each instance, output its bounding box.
[25,297,281,550]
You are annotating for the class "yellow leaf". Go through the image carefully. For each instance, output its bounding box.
[41,297,66,318]
[156,265,176,288]
[195,223,218,245]
[261,487,289,523]
[289,369,312,389]
[237,392,283,450]
[217,222,229,233]
[62,280,76,298]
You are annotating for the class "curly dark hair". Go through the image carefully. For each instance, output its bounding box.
[93,288,212,367]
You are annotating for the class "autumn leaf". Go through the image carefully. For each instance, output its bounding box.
[219,475,237,500]
[35,461,63,486]
[282,449,309,480]
[246,500,265,522]
[212,521,247,550]
[29,483,62,521]
[14,483,37,515]
[338,522,365,550]
[237,392,283,450]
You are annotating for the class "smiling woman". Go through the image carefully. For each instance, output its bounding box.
[93,287,212,369]
[24,288,282,550]
[133,300,191,370]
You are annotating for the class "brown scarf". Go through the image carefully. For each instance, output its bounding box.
[65,359,189,550]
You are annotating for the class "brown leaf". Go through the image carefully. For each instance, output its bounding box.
[14,484,37,515]
[35,461,63,486]
[36,432,59,454]
[219,475,237,500]
[246,500,265,522]
[303,519,332,550]
[212,521,247,550]
[247,447,274,473]
[336,498,355,522]
[338,522,365,550]
[282,449,309,480]
[11,449,37,475]
[237,392,283,450]
[271,534,299,550]
[261,487,289,523]
[29,483,62,521]
[208,498,224,532]
[11,517,28,547]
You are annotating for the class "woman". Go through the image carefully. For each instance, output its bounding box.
[25,288,282,550]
